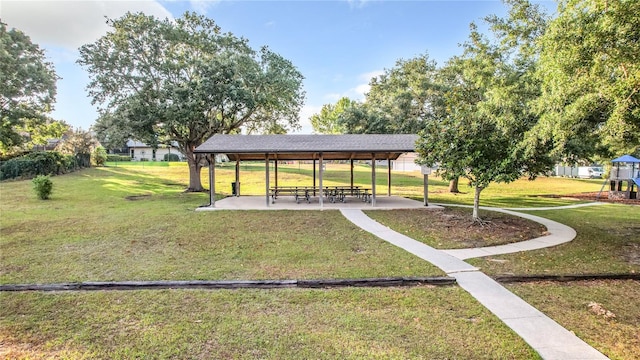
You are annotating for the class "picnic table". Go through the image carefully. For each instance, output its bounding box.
[270,186,371,204]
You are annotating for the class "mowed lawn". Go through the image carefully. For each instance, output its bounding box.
[1,162,638,359]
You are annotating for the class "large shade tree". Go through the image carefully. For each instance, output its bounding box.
[337,54,442,135]
[79,12,305,191]
[534,0,640,159]
[0,21,58,157]
[417,0,552,222]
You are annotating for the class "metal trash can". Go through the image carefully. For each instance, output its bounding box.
[231,182,240,196]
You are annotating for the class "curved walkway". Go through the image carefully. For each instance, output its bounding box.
[340,203,608,360]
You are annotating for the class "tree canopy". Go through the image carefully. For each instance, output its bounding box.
[329,54,442,135]
[417,0,552,221]
[0,21,58,157]
[310,97,354,134]
[79,12,305,191]
[534,0,640,159]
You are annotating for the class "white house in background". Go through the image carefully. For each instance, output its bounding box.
[392,152,422,172]
[127,140,185,161]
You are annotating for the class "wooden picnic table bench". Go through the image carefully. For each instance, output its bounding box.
[269,186,310,204]
[270,186,370,204]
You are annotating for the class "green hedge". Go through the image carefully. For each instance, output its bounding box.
[0,151,83,180]
[106,155,131,162]
[164,153,180,162]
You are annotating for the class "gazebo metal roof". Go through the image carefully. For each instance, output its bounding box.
[194,134,419,161]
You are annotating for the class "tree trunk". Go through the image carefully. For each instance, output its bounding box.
[186,150,205,192]
[448,178,459,193]
[472,185,484,222]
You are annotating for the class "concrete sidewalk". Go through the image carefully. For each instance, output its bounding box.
[196,195,442,211]
[340,208,608,360]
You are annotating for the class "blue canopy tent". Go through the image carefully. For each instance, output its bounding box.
[611,155,640,163]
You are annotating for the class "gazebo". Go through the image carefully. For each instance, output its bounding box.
[608,154,640,200]
[193,134,426,207]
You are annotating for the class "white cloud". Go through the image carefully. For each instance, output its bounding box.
[352,69,383,99]
[292,104,322,134]
[189,0,220,14]
[1,0,173,50]
[359,70,384,82]
[322,70,383,102]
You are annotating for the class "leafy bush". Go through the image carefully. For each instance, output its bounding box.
[0,151,77,180]
[92,146,107,166]
[32,175,53,199]
[106,155,131,162]
[164,153,180,162]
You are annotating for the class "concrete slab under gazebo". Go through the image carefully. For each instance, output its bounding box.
[193,134,429,209]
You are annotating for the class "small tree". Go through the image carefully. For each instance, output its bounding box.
[417,1,552,223]
[32,175,53,200]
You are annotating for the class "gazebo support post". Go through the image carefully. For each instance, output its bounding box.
[209,154,216,207]
[235,158,240,197]
[371,153,376,206]
[274,158,278,189]
[350,158,354,195]
[313,158,317,196]
[319,153,324,208]
[387,157,391,197]
[265,154,270,207]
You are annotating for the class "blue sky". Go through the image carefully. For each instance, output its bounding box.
[2,0,555,134]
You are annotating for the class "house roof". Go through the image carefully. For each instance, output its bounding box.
[194,134,419,161]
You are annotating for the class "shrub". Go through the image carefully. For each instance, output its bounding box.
[92,146,107,166]
[164,153,180,162]
[32,175,53,200]
[0,151,77,180]
[106,155,131,162]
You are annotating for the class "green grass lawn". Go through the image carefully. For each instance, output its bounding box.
[465,204,640,275]
[109,161,604,208]
[507,280,640,360]
[1,163,637,359]
[0,167,441,284]
[0,287,539,359]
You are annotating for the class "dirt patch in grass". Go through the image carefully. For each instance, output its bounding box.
[125,194,152,201]
[365,207,547,249]
[621,243,640,266]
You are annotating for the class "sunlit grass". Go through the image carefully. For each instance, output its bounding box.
[105,161,604,208]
